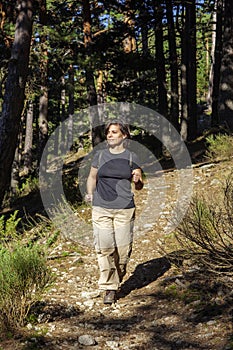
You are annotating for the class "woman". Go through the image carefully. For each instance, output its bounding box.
[85,120,143,304]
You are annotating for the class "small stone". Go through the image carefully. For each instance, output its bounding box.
[106,340,119,348]
[81,290,100,298]
[83,299,94,308]
[26,323,33,330]
[143,223,154,229]
[78,334,96,346]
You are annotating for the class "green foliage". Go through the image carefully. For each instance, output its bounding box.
[46,229,60,247]
[0,243,54,330]
[173,173,233,286]
[3,176,40,208]
[18,176,39,197]
[205,133,233,161]
[23,214,61,248]
[0,212,54,331]
[164,283,202,304]
[0,210,21,244]
[192,199,218,238]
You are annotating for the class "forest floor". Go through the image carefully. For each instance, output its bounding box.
[0,141,233,350]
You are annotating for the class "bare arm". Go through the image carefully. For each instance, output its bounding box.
[85,166,98,202]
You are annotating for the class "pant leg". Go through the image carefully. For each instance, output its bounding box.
[96,248,120,290]
[113,208,135,281]
[92,206,120,290]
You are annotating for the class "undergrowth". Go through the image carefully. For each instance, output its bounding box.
[0,211,55,332]
[165,171,233,296]
[205,133,233,161]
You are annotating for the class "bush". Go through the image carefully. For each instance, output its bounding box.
[172,173,233,287]
[0,243,54,330]
[205,133,233,161]
[0,210,21,244]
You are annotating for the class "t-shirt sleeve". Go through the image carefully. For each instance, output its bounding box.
[131,152,142,171]
[91,150,101,168]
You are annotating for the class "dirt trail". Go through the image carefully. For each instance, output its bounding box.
[1,161,232,350]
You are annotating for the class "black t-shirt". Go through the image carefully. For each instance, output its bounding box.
[92,148,141,209]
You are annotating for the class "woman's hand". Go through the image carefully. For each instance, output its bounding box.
[85,193,93,203]
[132,169,143,190]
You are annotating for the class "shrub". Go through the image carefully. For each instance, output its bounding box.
[172,173,233,287]
[0,243,54,330]
[0,210,21,244]
[205,133,233,161]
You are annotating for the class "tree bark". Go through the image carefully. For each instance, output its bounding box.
[97,70,105,105]
[180,0,197,141]
[23,100,34,174]
[180,2,188,141]
[153,1,169,156]
[123,0,136,53]
[186,0,197,140]
[67,65,74,149]
[0,0,34,207]
[38,0,48,166]
[83,0,97,107]
[166,0,179,131]
[138,3,149,102]
[218,0,233,129]
[154,2,168,120]
[207,2,217,108]
[83,0,102,147]
[211,0,223,126]
[60,75,66,153]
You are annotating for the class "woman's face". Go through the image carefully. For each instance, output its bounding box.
[106,124,126,147]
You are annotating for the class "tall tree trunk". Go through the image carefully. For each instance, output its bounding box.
[123,0,136,53]
[154,2,168,119]
[140,4,149,57]
[207,2,217,108]
[23,100,34,174]
[83,0,101,146]
[154,1,169,156]
[180,2,188,141]
[54,102,60,156]
[211,0,223,126]
[122,0,137,101]
[60,75,66,153]
[67,65,74,149]
[166,0,179,131]
[186,0,197,140]
[11,147,20,195]
[38,86,48,166]
[83,0,97,107]
[138,3,149,102]
[218,0,233,129]
[97,70,105,105]
[180,0,197,141]
[0,0,34,207]
[11,120,23,194]
[38,0,48,167]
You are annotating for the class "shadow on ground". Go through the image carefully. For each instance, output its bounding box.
[117,256,171,299]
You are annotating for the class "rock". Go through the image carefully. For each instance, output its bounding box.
[81,290,101,298]
[83,299,95,308]
[78,334,97,346]
[106,340,120,348]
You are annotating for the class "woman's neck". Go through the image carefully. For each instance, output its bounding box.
[108,145,126,154]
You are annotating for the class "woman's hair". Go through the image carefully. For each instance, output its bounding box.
[104,119,131,139]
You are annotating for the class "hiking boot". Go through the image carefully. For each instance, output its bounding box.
[103,290,116,304]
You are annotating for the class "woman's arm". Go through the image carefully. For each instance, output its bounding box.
[132,168,144,190]
[85,166,98,202]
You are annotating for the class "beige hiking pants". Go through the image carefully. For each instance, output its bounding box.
[92,206,135,291]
